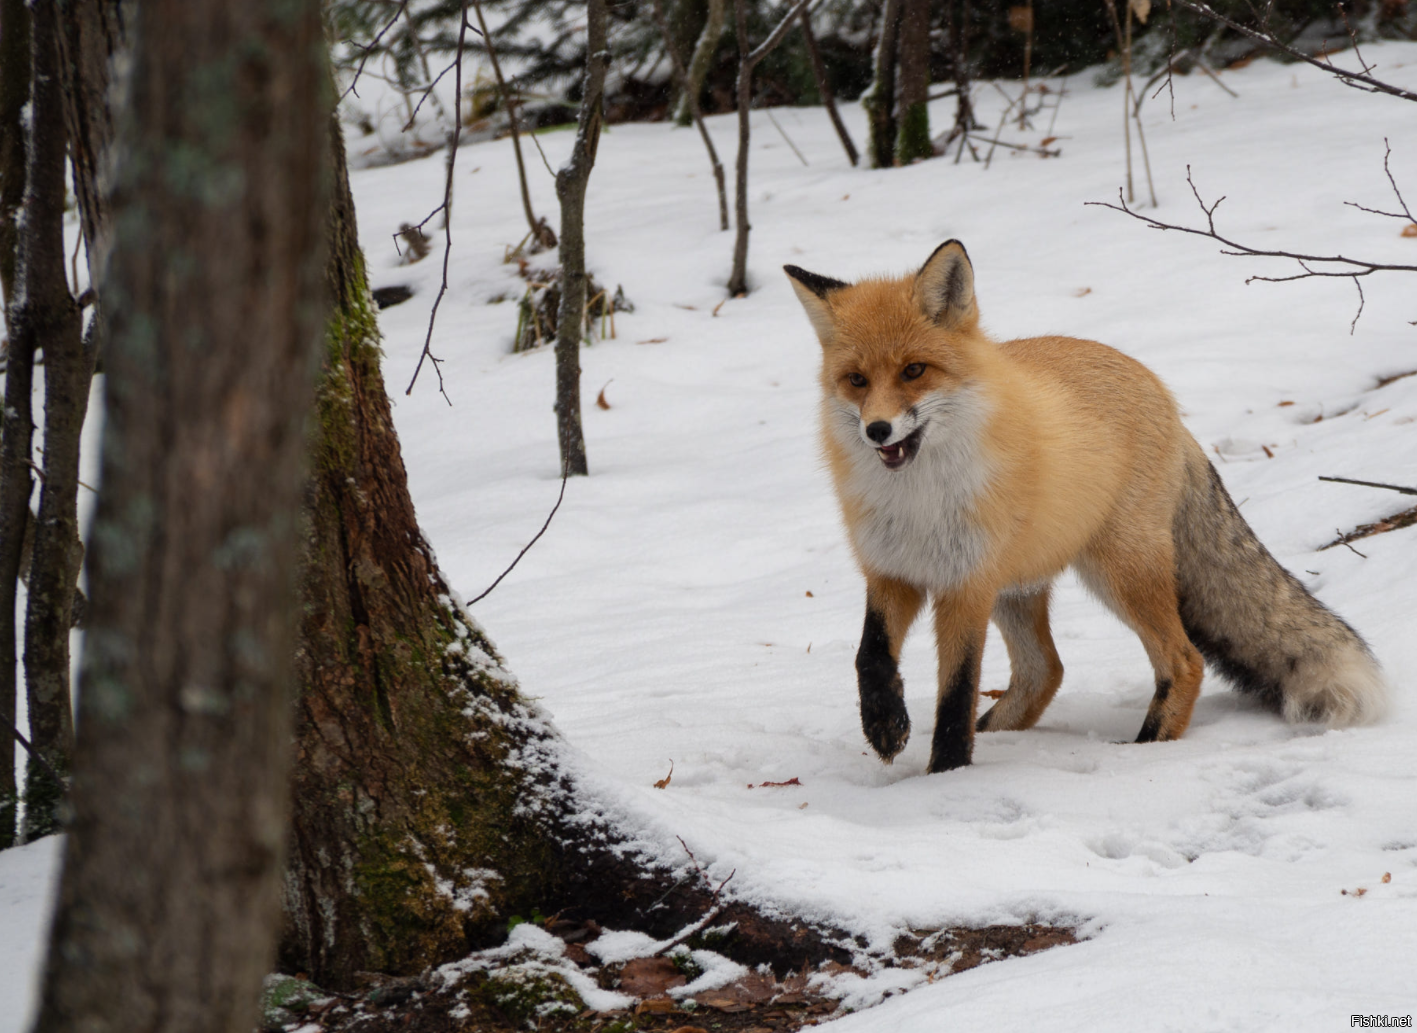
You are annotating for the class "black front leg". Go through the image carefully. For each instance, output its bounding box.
[856,607,911,762]
[927,647,978,773]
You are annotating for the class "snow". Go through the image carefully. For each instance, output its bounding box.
[7,42,1417,1032]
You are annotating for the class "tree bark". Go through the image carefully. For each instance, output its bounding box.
[800,6,857,166]
[894,0,932,164]
[55,0,126,283]
[674,0,726,126]
[551,0,607,478]
[8,0,82,843]
[0,0,32,851]
[863,0,903,169]
[29,0,328,1029]
[0,0,29,329]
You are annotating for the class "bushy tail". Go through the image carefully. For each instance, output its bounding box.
[1171,447,1387,726]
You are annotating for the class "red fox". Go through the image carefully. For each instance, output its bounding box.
[785,241,1387,774]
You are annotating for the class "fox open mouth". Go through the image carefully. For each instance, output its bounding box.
[876,426,924,470]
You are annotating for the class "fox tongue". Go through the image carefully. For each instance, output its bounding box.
[879,443,904,461]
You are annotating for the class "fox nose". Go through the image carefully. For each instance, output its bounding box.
[865,421,892,444]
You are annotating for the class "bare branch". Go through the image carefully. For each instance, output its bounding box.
[1168,0,1417,103]
[467,463,571,605]
[405,0,470,403]
[747,0,816,70]
[1089,163,1417,330]
[650,0,730,230]
[340,0,411,101]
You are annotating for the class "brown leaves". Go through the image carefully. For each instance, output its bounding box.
[655,760,674,789]
[621,958,687,997]
[747,777,802,789]
[596,380,614,409]
[1402,223,1417,237]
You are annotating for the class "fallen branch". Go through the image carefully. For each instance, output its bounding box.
[1318,475,1417,497]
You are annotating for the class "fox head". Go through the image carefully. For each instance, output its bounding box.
[785,241,985,472]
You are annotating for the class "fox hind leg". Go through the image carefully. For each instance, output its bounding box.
[976,585,1064,733]
[1077,541,1205,742]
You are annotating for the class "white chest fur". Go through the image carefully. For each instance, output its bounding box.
[830,386,993,590]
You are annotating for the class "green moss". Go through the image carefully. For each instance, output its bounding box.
[261,974,325,1030]
[895,101,932,165]
[476,967,582,1026]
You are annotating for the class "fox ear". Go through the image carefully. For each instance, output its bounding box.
[914,240,977,330]
[784,264,848,344]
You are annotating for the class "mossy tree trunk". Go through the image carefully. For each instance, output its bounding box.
[281,15,840,990]
[894,0,932,164]
[862,0,903,168]
[674,0,725,126]
[30,0,328,1029]
[280,111,576,982]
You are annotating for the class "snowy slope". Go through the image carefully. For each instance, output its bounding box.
[6,44,1417,1032]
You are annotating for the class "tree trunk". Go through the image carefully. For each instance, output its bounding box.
[0,0,31,851]
[674,0,725,126]
[8,0,82,843]
[727,0,805,297]
[0,0,29,328]
[29,0,328,1029]
[551,0,606,478]
[894,0,932,164]
[727,0,754,297]
[863,0,903,169]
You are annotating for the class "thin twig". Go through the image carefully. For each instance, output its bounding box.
[10,723,65,790]
[340,0,412,101]
[406,0,470,403]
[466,464,571,605]
[1318,475,1417,496]
[764,106,808,165]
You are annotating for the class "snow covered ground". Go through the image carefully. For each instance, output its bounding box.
[7,43,1417,1032]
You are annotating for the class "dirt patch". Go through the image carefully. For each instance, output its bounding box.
[276,921,1077,1033]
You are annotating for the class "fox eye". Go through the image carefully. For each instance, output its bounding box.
[902,363,926,380]
[847,372,868,388]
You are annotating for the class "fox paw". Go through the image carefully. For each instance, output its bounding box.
[860,682,911,762]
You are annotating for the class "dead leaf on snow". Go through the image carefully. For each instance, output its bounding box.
[654,760,674,790]
[622,958,686,997]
